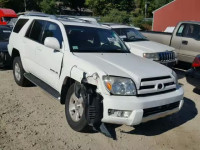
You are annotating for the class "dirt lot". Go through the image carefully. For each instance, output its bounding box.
[0,68,200,150]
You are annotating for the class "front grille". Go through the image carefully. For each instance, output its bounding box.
[141,76,171,82]
[143,101,180,117]
[138,76,176,95]
[159,51,175,61]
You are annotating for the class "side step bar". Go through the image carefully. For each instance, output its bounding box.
[24,73,61,101]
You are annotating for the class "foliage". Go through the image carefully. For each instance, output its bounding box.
[85,0,135,16]
[26,0,41,11]
[0,0,24,12]
[40,0,57,14]
[131,15,144,28]
[101,9,131,24]
[0,0,173,30]
[63,0,86,12]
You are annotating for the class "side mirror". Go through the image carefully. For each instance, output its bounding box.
[44,37,60,50]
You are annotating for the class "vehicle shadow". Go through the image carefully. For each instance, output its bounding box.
[121,97,197,136]
[186,74,200,94]
[0,66,12,71]
[193,88,200,95]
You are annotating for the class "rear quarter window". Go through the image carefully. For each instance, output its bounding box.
[13,19,29,33]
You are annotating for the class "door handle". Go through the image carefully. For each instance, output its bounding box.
[182,40,188,45]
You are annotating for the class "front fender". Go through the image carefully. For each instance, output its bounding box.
[70,65,98,86]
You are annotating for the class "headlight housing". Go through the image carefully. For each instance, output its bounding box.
[172,70,178,85]
[103,76,137,96]
[143,53,159,61]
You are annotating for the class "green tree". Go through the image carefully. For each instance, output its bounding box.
[26,0,41,11]
[62,0,86,15]
[85,0,135,16]
[0,0,24,12]
[0,0,8,6]
[40,0,57,14]
[101,9,131,24]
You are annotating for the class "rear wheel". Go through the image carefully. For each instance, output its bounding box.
[13,57,30,87]
[65,83,89,132]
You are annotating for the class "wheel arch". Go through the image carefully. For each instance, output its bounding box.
[11,48,20,63]
[60,77,76,104]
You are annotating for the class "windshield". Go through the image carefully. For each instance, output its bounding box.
[113,28,148,42]
[65,25,129,53]
[0,27,12,41]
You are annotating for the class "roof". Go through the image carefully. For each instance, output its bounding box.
[153,0,175,13]
[178,21,200,24]
[101,23,141,30]
[19,14,108,29]
[102,23,132,29]
[0,8,17,17]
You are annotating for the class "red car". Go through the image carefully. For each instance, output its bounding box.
[0,8,17,25]
[186,55,200,88]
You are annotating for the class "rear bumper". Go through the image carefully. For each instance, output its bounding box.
[101,85,184,126]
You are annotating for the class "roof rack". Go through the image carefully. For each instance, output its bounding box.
[23,12,100,26]
[57,15,90,23]
[57,15,99,25]
[25,12,57,19]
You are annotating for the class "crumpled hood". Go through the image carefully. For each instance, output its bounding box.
[126,41,174,53]
[74,53,172,89]
[0,42,8,52]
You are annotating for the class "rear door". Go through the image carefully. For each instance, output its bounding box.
[23,19,46,74]
[35,21,64,88]
[179,24,200,63]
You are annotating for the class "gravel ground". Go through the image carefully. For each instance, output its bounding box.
[0,68,200,150]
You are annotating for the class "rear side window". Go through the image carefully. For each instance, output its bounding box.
[13,19,29,33]
[27,20,45,42]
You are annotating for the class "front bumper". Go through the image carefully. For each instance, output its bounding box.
[101,85,184,126]
[0,51,11,67]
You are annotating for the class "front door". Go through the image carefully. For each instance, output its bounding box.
[35,21,64,89]
[179,24,200,63]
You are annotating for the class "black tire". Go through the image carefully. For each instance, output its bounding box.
[13,57,30,87]
[65,83,89,132]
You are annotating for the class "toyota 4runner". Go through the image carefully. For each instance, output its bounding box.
[8,14,184,134]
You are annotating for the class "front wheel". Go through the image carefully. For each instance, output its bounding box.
[65,83,89,132]
[13,57,30,87]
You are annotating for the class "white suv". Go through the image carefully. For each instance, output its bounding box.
[8,14,184,133]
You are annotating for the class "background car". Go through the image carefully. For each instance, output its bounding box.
[102,23,177,67]
[186,55,200,88]
[0,25,12,68]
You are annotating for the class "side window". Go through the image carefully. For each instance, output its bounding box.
[13,19,29,33]
[42,22,63,47]
[176,24,185,36]
[25,21,34,38]
[28,20,45,42]
[183,24,200,39]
